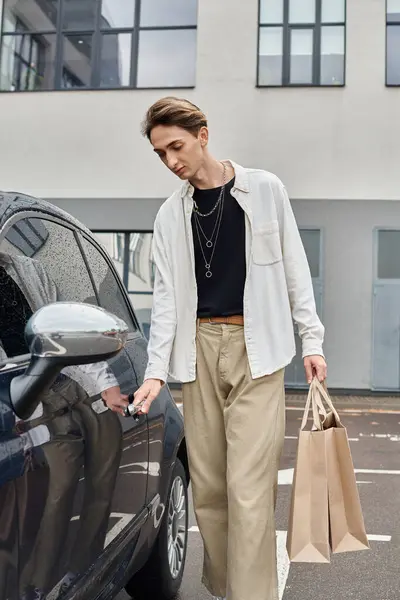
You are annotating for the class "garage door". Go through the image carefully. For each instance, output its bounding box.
[372,229,400,391]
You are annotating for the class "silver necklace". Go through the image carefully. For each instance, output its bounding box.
[194,201,220,248]
[192,163,227,278]
[193,163,226,218]
[194,192,225,278]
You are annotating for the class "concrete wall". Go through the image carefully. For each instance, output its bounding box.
[0,0,399,202]
[293,199,400,390]
[50,198,162,231]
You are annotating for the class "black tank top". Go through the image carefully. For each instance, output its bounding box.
[191,178,246,318]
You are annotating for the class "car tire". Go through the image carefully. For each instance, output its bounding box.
[125,458,189,600]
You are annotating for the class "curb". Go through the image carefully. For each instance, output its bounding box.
[170,389,400,411]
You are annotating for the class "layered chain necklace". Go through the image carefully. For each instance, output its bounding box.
[192,163,226,279]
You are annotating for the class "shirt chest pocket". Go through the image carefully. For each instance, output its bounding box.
[252,221,283,266]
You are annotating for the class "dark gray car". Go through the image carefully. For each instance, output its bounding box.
[0,192,189,600]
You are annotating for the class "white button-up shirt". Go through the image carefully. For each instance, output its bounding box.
[144,161,324,383]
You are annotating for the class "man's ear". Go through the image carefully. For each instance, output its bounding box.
[198,126,209,147]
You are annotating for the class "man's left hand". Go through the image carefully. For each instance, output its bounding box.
[101,386,129,416]
[304,355,327,384]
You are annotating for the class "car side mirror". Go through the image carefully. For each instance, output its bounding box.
[10,302,128,420]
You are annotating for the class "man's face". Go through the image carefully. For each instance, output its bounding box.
[150,125,206,180]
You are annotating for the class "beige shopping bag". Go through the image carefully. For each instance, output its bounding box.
[313,379,370,555]
[286,380,330,563]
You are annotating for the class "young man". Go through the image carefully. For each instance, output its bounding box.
[133,97,327,600]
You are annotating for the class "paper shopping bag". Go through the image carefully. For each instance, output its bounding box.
[286,381,330,563]
[313,379,370,555]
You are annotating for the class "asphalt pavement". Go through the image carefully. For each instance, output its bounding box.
[118,395,400,600]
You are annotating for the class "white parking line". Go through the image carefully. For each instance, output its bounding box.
[278,469,295,485]
[285,407,400,415]
[357,481,373,484]
[284,436,360,441]
[359,433,400,442]
[355,469,400,475]
[276,531,290,600]
[278,467,400,486]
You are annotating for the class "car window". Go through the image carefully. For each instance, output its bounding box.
[79,234,136,332]
[0,216,98,359]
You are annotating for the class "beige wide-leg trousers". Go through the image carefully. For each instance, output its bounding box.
[182,323,286,600]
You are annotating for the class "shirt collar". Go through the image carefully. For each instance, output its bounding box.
[180,159,249,198]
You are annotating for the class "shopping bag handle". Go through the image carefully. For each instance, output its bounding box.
[300,378,341,431]
[312,378,342,426]
[301,378,326,431]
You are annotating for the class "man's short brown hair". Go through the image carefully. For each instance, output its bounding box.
[141,97,207,140]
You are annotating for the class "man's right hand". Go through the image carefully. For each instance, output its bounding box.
[133,378,163,414]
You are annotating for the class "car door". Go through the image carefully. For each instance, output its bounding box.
[0,213,148,600]
[79,232,176,518]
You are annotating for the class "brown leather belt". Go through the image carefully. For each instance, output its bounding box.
[198,315,244,326]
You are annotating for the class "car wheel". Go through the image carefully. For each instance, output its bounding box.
[125,458,188,600]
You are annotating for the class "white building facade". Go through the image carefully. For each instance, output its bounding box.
[0,0,400,391]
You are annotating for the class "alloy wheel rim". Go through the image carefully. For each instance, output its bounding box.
[167,475,187,579]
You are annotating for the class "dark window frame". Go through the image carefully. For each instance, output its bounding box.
[4,18,47,91]
[386,0,400,86]
[376,228,400,280]
[0,0,197,92]
[257,0,347,87]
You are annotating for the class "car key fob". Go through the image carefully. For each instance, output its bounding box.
[124,393,144,419]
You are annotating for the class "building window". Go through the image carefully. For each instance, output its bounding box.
[62,65,83,87]
[112,232,125,264]
[94,232,154,339]
[258,0,346,87]
[387,0,400,85]
[0,0,198,91]
[129,233,145,281]
[150,258,156,288]
[377,230,400,279]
